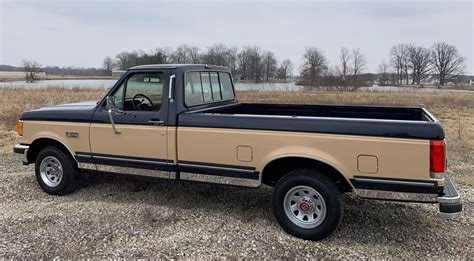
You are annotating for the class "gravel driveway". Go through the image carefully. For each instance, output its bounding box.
[0,154,472,258]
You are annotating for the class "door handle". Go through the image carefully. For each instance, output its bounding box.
[148,119,165,126]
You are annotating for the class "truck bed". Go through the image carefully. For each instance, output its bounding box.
[206,103,432,121]
[178,103,445,140]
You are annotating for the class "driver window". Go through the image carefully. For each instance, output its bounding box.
[119,72,163,111]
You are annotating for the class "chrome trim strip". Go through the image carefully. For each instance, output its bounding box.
[437,211,461,219]
[92,155,168,165]
[76,153,92,158]
[178,163,255,173]
[170,172,178,179]
[180,172,260,188]
[356,189,438,202]
[213,113,431,124]
[78,162,96,171]
[187,103,237,113]
[95,164,170,179]
[354,177,435,187]
[437,178,461,204]
[438,194,461,204]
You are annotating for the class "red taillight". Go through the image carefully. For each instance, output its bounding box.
[430,140,446,176]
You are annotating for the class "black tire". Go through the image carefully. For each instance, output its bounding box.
[35,146,79,195]
[272,169,343,240]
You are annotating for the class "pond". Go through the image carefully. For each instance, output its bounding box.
[0,79,472,93]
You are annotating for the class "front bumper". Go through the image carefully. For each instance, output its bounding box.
[437,176,462,219]
[13,143,29,165]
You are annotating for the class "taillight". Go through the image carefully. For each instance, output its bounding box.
[430,140,446,179]
[17,120,23,136]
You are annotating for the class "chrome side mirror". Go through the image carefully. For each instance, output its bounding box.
[106,96,121,134]
[106,96,118,110]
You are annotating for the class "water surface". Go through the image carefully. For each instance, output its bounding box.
[0,79,471,93]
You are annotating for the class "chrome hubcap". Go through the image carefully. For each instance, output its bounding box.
[283,185,326,229]
[40,156,63,187]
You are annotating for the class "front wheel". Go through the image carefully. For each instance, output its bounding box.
[35,146,79,195]
[272,169,343,240]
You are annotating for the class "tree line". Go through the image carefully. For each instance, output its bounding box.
[104,41,466,87]
[103,44,294,82]
[299,42,466,88]
[379,42,466,86]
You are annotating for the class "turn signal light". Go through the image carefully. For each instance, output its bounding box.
[17,120,23,136]
[430,140,446,178]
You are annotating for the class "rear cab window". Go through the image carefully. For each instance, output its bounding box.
[185,71,235,106]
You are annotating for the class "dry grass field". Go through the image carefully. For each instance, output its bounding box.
[0,87,472,186]
[0,87,472,258]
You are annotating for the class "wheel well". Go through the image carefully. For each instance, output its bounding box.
[261,157,353,193]
[26,138,74,164]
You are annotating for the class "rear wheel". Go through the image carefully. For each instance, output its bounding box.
[35,146,78,195]
[272,169,343,240]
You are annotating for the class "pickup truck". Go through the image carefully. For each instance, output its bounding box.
[14,64,462,240]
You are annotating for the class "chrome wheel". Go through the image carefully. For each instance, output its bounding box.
[283,185,326,229]
[39,156,63,187]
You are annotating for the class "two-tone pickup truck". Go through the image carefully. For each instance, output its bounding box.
[14,64,462,240]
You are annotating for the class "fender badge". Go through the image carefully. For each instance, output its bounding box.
[66,132,79,138]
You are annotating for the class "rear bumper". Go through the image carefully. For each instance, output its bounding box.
[13,143,29,165]
[437,177,462,219]
[354,175,462,219]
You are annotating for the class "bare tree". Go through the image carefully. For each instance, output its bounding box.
[300,47,328,85]
[238,46,263,81]
[352,48,367,85]
[227,46,239,75]
[337,47,351,86]
[262,51,278,81]
[170,44,200,64]
[148,48,172,64]
[21,60,41,83]
[377,59,390,85]
[188,46,201,64]
[202,43,229,66]
[276,59,293,81]
[390,44,410,85]
[102,56,114,75]
[430,42,466,85]
[408,45,431,84]
[115,51,133,70]
[401,47,410,84]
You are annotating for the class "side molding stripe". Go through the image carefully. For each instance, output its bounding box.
[75,152,174,171]
[75,152,260,182]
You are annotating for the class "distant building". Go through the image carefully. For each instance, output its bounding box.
[112,70,125,77]
[459,75,474,85]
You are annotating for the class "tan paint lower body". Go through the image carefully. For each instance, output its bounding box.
[176,127,433,183]
[21,121,437,187]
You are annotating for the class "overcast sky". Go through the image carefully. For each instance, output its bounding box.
[1,0,473,74]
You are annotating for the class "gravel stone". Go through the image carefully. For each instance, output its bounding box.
[0,154,472,258]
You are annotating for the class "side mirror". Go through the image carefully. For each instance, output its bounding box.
[106,96,117,110]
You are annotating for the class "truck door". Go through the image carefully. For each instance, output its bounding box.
[86,69,172,178]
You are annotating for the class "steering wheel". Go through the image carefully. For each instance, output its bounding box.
[132,94,154,111]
